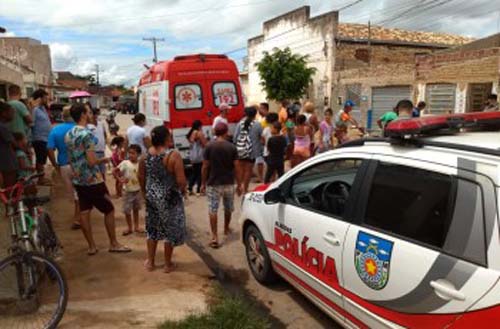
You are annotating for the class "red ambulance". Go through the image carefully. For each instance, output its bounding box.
[137,54,244,163]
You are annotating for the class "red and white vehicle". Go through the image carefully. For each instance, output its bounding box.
[137,54,244,162]
[241,112,500,328]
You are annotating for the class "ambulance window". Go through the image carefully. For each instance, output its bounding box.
[175,84,203,110]
[213,82,238,107]
[364,163,455,249]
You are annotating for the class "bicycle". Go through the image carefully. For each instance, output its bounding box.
[0,173,68,329]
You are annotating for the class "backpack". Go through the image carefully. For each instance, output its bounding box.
[236,120,254,159]
[189,140,204,163]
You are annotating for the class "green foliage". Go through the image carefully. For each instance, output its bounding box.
[255,47,317,102]
[159,287,270,329]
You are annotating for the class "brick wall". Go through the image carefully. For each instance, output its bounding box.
[335,43,434,71]
[416,48,500,83]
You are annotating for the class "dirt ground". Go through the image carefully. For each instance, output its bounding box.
[46,171,213,328]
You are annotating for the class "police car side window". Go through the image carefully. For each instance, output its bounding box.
[364,163,455,249]
[442,179,486,266]
[289,159,362,218]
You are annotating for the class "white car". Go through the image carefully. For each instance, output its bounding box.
[240,126,500,328]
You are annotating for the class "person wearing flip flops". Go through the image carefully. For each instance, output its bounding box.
[201,122,242,249]
[65,103,131,256]
[138,125,187,273]
[114,144,144,236]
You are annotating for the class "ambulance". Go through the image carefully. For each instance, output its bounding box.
[241,111,500,328]
[137,54,244,162]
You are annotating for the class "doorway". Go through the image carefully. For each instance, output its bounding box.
[468,83,493,112]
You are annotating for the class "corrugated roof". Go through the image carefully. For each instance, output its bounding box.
[338,23,474,46]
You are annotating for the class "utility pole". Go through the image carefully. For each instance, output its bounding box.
[367,20,372,67]
[143,37,165,63]
[95,64,100,86]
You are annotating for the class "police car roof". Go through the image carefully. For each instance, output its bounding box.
[341,131,500,158]
[424,131,500,152]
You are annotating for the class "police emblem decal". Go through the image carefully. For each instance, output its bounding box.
[355,231,394,290]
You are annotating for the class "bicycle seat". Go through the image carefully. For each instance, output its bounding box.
[23,195,51,206]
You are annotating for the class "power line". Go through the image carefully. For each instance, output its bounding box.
[224,0,367,56]
[7,0,270,32]
[337,0,365,11]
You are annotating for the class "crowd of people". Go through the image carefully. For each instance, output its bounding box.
[2,87,498,273]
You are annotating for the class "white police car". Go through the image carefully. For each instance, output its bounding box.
[240,112,500,328]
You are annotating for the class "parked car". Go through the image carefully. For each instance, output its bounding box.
[240,112,500,328]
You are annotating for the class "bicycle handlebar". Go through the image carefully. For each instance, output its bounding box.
[0,173,44,204]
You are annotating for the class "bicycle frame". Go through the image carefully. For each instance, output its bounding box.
[6,199,34,252]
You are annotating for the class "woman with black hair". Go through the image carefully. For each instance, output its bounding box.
[138,125,187,273]
[233,106,263,194]
[187,120,207,195]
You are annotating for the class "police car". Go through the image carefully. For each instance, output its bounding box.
[240,111,500,328]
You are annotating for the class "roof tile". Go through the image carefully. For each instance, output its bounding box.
[338,23,474,46]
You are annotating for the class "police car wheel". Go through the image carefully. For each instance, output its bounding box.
[244,225,278,284]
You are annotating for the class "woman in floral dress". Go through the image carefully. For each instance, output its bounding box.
[138,125,187,273]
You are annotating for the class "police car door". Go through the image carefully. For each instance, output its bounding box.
[272,156,370,324]
[341,157,499,328]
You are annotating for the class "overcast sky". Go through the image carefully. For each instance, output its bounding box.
[1,0,499,86]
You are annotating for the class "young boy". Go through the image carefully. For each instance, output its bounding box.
[114,144,143,235]
[13,132,36,195]
[13,132,35,179]
[265,122,287,183]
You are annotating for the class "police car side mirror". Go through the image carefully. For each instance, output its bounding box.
[264,188,285,205]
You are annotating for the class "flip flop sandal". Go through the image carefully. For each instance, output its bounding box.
[122,230,133,236]
[88,249,99,256]
[108,246,132,253]
[144,260,155,272]
[71,223,81,230]
[209,241,219,249]
[163,263,177,273]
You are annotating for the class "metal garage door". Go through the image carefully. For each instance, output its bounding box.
[425,83,456,114]
[371,86,412,130]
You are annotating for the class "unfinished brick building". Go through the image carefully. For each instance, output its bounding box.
[415,34,500,115]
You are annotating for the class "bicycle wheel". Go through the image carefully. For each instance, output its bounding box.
[36,212,62,257]
[0,251,68,329]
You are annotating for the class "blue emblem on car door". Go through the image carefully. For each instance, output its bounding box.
[355,231,394,290]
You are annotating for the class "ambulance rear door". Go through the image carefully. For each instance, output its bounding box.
[138,80,169,132]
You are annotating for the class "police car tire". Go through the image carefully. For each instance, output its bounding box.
[244,225,278,285]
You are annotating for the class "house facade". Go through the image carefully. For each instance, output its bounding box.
[244,6,474,127]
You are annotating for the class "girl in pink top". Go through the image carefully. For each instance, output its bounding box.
[110,136,126,197]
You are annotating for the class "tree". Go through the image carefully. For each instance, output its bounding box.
[255,47,316,102]
[75,74,96,86]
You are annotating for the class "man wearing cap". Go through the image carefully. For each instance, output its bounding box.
[201,122,241,248]
[335,100,359,144]
[47,106,80,229]
[212,103,231,137]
